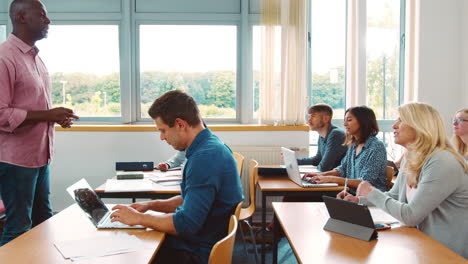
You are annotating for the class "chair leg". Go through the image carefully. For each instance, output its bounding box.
[238,221,249,256]
[244,219,259,264]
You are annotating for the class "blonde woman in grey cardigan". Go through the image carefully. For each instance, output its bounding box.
[338,102,468,259]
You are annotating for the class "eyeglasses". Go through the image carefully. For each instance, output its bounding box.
[453,118,468,124]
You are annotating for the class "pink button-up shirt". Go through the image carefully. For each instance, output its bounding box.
[0,34,54,168]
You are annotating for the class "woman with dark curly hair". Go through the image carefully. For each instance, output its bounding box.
[303,106,387,193]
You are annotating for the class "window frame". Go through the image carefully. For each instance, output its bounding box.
[134,20,242,123]
[1,9,9,40]
[0,24,6,43]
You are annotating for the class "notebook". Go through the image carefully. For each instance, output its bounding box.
[281,147,338,188]
[66,179,145,229]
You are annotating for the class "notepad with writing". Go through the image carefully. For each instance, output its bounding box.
[149,175,182,186]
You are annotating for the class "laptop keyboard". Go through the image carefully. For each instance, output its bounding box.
[100,215,127,228]
[302,180,338,187]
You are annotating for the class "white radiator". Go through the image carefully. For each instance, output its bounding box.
[231,145,308,221]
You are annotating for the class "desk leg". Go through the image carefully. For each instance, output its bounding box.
[261,193,266,264]
[273,212,278,264]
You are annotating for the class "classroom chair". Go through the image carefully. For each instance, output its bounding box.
[233,152,245,179]
[234,201,243,220]
[237,159,259,263]
[386,166,395,191]
[208,215,238,264]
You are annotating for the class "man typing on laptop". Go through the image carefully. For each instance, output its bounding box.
[248,104,347,244]
[110,90,243,264]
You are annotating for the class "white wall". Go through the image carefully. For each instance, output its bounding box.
[462,1,468,107]
[417,0,464,127]
[50,130,308,210]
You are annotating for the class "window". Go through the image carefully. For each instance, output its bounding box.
[9,0,405,127]
[252,26,261,119]
[139,25,237,120]
[0,25,6,43]
[36,25,121,119]
[309,0,347,119]
[366,0,403,120]
[252,25,281,119]
[378,131,404,163]
[306,0,405,161]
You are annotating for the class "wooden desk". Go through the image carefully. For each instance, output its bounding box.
[257,172,345,263]
[95,181,181,202]
[272,202,466,264]
[0,204,165,264]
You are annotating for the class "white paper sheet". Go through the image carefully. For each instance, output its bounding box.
[104,179,153,192]
[54,233,144,260]
[369,207,400,224]
[144,170,182,178]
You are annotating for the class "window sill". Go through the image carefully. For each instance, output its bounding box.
[54,124,309,132]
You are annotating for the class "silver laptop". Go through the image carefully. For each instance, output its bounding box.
[67,179,145,229]
[281,147,338,188]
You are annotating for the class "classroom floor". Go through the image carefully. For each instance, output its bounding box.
[232,233,299,264]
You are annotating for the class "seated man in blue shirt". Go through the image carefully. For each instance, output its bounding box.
[111,90,244,264]
[257,104,348,242]
[297,103,347,171]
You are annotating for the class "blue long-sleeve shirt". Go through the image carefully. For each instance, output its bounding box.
[165,150,186,169]
[336,135,387,192]
[169,128,244,263]
[297,125,347,172]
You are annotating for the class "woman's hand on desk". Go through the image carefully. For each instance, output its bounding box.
[111,205,143,226]
[336,191,359,203]
[304,174,339,184]
[302,173,319,182]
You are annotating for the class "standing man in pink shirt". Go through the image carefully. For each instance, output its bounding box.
[0,0,79,245]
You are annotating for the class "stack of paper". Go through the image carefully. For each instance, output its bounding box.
[144,171,182,185]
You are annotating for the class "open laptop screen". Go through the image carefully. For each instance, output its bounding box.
[73,188,109,226]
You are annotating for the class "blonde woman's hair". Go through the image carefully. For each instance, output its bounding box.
[398,103,468,187]
[452,108,468,158]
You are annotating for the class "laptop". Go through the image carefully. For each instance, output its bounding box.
[281,147,338,188]
[66,179,145,229]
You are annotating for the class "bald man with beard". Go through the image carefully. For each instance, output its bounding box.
[0,0,79,245]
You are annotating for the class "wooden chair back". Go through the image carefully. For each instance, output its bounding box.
[239,159,258,221]
[234,200,243,220]
[208,215,238,264]
[233,152,245,179]
[386,166,395,190]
